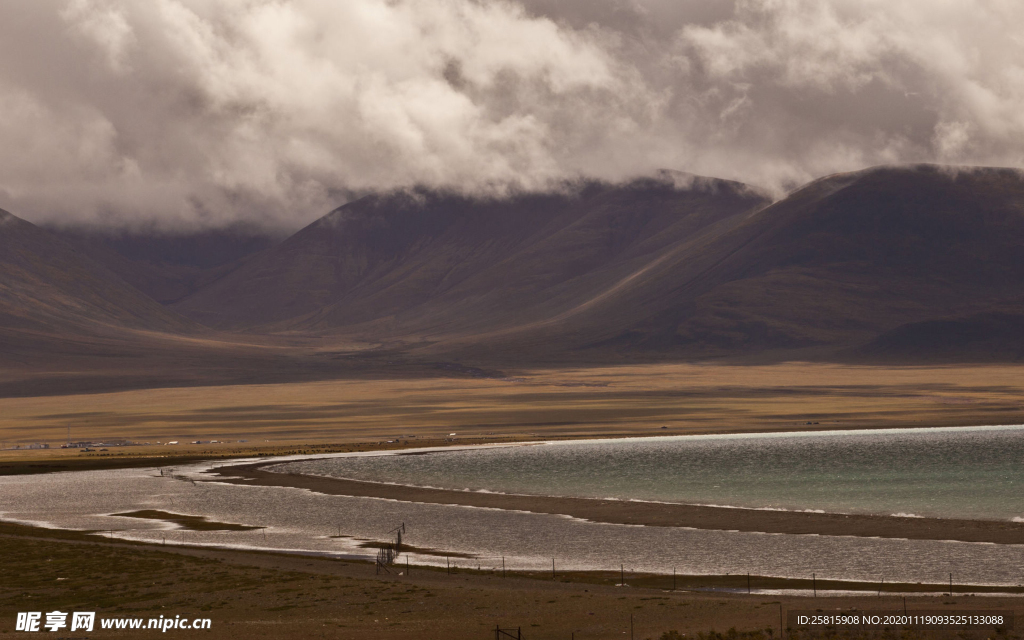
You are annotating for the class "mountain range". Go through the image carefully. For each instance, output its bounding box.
[4,164,1024,394]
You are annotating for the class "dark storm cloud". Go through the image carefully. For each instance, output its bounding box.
[0,0,1022,230]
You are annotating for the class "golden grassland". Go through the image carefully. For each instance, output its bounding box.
[1,523,1020,640]
[2,362,1024,458]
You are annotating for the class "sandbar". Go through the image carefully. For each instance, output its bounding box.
[208,462,1024,545]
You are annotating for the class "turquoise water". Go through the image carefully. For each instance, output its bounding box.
[277,425,1024,520]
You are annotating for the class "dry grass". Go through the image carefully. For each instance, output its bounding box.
[2,363,1024,458]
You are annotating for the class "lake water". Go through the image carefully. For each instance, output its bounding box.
[275,425,1024,521]
[2,425,1023,587]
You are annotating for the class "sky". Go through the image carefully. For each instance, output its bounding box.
[2,0,1024,231]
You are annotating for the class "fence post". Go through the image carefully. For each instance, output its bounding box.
[502,556,506,578]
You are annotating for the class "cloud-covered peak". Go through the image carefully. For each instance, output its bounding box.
[2,0,1023,230]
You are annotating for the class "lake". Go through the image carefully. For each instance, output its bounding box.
[2,425,1023,588]
[275,425,1024,521]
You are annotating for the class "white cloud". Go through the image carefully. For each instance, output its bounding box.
[933,121,972,161]
[674,0,1024,180]
[61,0,135,72]
[2,0,651,229]
[2,0,1024,229]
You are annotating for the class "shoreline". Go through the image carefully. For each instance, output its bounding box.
[208,461,1024,545]
[6,420,1022,477]
[2,521,1021,595]
[3,522,1022,640]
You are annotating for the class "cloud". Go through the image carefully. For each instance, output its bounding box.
[670,0,1024,182]
[61,0,135,72]
[1,0,645,229]
[0,0,1024,230]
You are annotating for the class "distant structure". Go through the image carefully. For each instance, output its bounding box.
[61,440,136,449]
[375,523,406,574]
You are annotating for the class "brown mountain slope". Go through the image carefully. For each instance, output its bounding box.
[0,208,198,340]
[855,310,1024,362]
[501,164,1024,359]
[171,165,1024,362]
[49,226,280,304]
[313,164,1024,363]
[0,208,437,397]
[171,174,769,333]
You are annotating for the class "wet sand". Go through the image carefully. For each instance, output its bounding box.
[209,462,1024,545]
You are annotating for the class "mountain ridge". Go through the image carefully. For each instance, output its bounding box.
[171,173,770,335]
[0,208,200,338]
[5,164,1024,386]
[164,164,1024,362]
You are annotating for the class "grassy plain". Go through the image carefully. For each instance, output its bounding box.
[2,362,1024,457]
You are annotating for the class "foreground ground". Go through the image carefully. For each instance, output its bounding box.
[0,522,1020,640]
